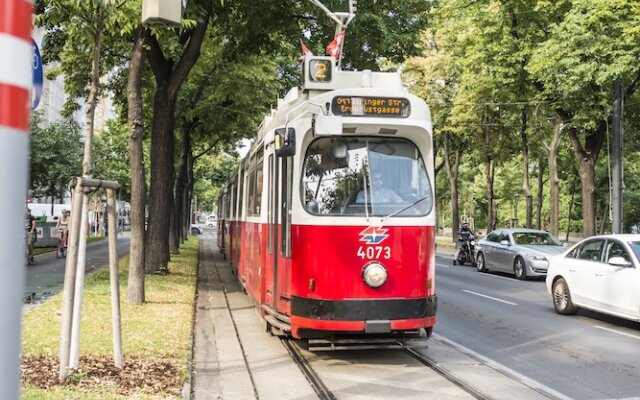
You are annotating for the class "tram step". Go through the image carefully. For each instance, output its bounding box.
[265,315,291,332]
[308,334,429,352]
[261,304,292,324]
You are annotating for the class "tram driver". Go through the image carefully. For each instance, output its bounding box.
[356,171,402,203]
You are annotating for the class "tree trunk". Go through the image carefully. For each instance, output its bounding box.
[443,133,462,242]
[143,8,211,273]
[520,108,532,228]
[487,160,495,228]
[82,17,104,177]
[183,151,194,241]
[483,122,495,230]
[536,159,544,229]
[127,27,147,304]
[557,113,605,238]
[145,89,176,273]
[599,199,609,235]
[566,183,576,242]
[544,121,562,237]
[174,126,191,246]
[577,156,597,237]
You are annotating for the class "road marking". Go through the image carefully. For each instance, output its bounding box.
[463,290,518,305]
[433,334,573,400]
[436,262,450,268]
[594,325,640,340]
[482,273,516,282]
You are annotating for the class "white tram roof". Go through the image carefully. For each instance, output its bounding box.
[247,56,431,159]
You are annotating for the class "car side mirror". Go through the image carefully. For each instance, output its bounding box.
[608,256,632,267]
[500,239,510,246]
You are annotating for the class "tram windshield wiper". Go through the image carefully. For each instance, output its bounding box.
[378,195,429,223]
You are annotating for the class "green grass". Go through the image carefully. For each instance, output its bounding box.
[22,238,199,399]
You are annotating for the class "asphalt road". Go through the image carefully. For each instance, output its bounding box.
[24,236,130,304]
[435,253,640,400]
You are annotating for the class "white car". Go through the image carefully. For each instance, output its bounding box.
[190,224,204,235]
[546,234,640,322]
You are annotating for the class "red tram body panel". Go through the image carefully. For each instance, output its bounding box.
[217,55,437,341]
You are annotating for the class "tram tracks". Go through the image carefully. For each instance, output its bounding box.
[282,338,493,400]
[402,346,490,400]
[282,339,337,400]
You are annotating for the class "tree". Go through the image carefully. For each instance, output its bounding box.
[30,113,83,201]
[93,120,132,199]
[143,1,213,273]
[528,0,640,236]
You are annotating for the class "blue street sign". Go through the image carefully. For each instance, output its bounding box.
[32,38,43,110]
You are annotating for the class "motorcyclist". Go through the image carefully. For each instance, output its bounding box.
[453,220,476,265]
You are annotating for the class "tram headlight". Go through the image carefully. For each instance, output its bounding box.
[362,262,387,288]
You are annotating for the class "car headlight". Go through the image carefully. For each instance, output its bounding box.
[362,262,388,288]
[527,254,547,262]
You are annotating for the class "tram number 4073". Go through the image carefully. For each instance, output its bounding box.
[357,246,391,260]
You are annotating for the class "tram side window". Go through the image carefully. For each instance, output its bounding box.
[238,172,245,219]
[301,137,432,216]
[246,164,263,216]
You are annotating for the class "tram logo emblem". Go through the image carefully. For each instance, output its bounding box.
[359,226,389,244]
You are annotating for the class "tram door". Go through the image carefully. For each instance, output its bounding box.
[264,150,292,316]
[264,153,279,311]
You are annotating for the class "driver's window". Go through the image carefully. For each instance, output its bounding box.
[577,240,604,262]
[301,136,431,216]
[604,240,630,264]
[499,232,510,244]
[487,231,500,242]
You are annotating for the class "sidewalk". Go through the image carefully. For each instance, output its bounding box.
[189,236,559,400]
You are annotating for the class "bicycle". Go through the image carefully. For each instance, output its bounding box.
[56,229,67,259]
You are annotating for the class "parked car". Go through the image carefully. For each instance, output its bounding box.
[205,216,217,228]
[191,224,204,235]
[546,234,640,322]
[475,228,565,279]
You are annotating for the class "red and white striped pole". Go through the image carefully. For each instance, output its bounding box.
[0,0,33,398]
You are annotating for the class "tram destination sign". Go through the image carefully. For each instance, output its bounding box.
[331,96,410,118]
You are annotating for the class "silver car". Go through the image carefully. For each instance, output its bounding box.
[474,228,565,279]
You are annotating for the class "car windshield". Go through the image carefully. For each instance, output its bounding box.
[628,241,640,261]
[512,232,562,246]
[301,137,432,217]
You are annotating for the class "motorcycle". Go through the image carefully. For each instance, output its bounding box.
[454,238,476,266]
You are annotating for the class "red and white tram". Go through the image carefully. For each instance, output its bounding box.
[217,55,436,341]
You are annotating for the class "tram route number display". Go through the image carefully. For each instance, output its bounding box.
[357,246,391,260]
[332,96,410,118]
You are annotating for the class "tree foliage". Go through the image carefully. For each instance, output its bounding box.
[408,0,640,235]
[30,112,83,200]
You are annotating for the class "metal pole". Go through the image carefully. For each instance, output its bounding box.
[0,1,32,397]
[106,189,123,367]
[612,79,624,234]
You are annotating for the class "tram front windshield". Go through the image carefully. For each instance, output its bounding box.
[302,137,433,217]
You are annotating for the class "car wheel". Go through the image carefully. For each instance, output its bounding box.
[514,257,527,280]
[476,252,487,272]
[191,228,199,235]
[552,277,578,315]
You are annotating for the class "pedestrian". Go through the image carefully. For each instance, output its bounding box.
[25,208,36,263]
